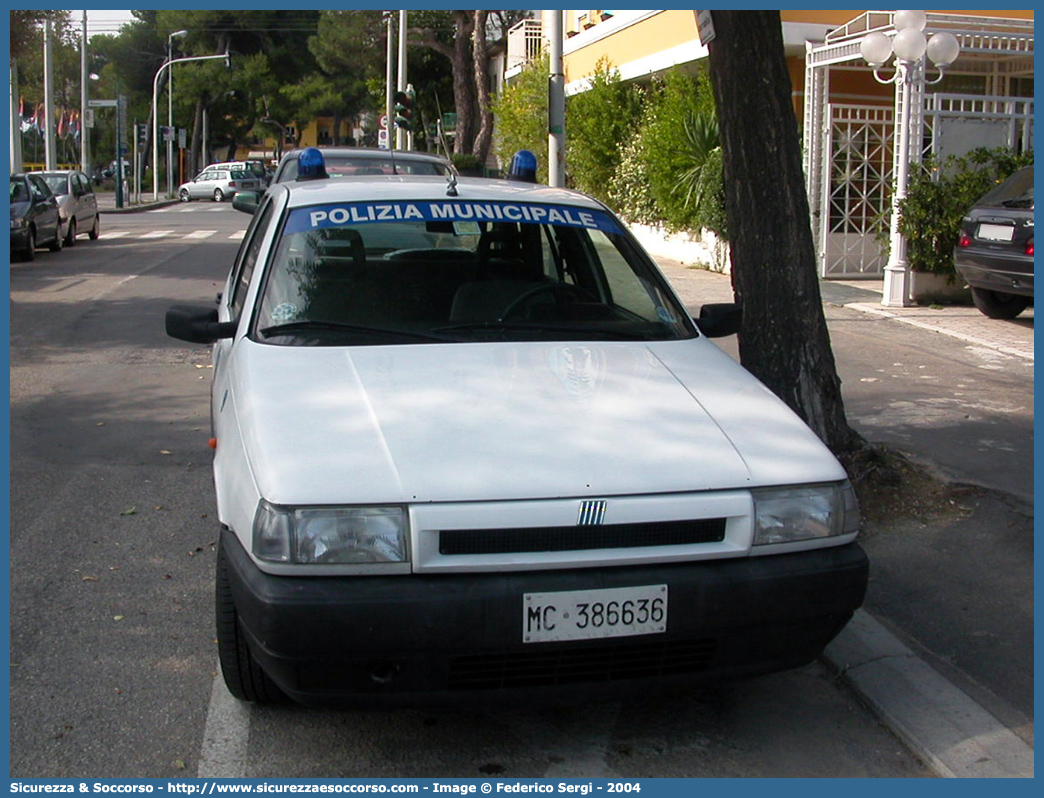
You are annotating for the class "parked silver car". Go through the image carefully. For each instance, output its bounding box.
[38,170,100,246]
[178,168,260,203]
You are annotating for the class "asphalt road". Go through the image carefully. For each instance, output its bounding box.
[9,201,1029,778]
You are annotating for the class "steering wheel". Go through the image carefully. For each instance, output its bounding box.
[500,283,594,320]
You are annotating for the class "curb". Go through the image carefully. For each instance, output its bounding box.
[823,610,1034,778]
[99,199,180,214]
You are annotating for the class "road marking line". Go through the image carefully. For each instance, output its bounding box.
[185,231,219,239]
[229,231,246,240]
[197,667,251,778]
[100,231,129,239]
[139,230,174,239]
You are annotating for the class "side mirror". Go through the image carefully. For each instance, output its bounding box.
[166,305,237,344]
[695,302,742,338]
[232,191,260,215]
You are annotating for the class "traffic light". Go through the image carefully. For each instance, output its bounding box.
[393,86,415,131]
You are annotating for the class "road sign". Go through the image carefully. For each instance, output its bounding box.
[88,99,118,108]
[379,114,388,131]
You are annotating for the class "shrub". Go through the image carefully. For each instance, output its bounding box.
[565,58,643,203]
[492,53,549,184]
[608,134,657,225]
[633,67,727,238]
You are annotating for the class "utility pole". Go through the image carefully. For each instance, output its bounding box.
[10,59,22,172]
[81,12,89,173]
[547,11,566,187]
[43,19,57,169]
[384,12,394,150]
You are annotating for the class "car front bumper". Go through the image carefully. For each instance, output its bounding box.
[221,527,868,707]
[10,228,30,251]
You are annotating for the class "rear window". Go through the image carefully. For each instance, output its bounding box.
[977,166,1034,208]
[230,170,253,180]
[277,156,449,182]
[253,200,694,346]
[40,174,69,195]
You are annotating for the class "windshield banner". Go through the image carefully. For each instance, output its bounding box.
[285,201,622,236]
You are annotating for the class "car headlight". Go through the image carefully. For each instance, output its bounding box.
[253,501,409,564]
[11,217,25,230]
[751,481,859,546]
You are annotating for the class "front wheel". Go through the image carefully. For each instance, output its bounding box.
[216,534,287,704]
[64,218,77,247]
[213,188,225,202]
[970,287,1030,319]
[21,228,36,261]
[179,188,191,202]
[88,215,100,240]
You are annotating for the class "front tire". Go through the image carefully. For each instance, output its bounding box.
[64,218,77,247]
[216,534,287,704]
[213,188,226,202]
[88,215,100,240]
[179,188,191,202]
[21,228,36,261]
[970,286,1030,319]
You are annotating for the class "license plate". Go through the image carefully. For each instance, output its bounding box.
[523,584,667,643]
[977,223,1015,242]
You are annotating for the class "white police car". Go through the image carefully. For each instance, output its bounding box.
[167,149,867,706]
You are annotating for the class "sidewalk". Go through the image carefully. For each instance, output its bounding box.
[95,189,179,214]
[654,259,1034,777]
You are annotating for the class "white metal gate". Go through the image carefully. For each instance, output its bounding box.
[804,12,1034,279]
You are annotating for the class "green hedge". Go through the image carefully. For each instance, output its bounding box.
[494,60,726,240]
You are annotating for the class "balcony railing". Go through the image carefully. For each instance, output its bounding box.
[506,19,544,74]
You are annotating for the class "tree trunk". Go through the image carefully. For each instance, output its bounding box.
[450,10,476,155]
[471,10,493,166]
[705,10,860,455]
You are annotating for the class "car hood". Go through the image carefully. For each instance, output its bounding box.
[229,339,845,505]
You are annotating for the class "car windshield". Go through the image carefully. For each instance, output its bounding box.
[10,178,29,202]
[278,156,449,182]
[254,199,694,346]
[40,175,69,195]
[230,170,253,180]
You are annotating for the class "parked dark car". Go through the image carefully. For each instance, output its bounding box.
[38,169,100,246]
[955,165,1034,319]
[10,173,63,261]
[270,147,455,184]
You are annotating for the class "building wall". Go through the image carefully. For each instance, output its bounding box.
[558,9,1035,107]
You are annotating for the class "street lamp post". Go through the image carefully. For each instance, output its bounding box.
[860,10,960,307]
[152,51,229,200]
[167,30,188,197]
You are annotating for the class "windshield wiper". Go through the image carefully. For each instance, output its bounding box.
[259,320,450,343]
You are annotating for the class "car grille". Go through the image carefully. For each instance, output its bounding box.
[439,519,727,555]
[448,638,717,690]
